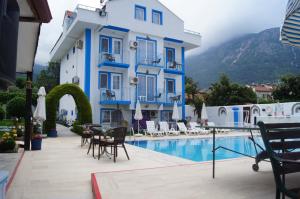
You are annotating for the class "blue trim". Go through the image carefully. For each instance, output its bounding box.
[84,29,91,100]
[98,62,129,68]
[135,5,146,21]
[164,37,184,44]
[163,102,183,107]
[100,100,131,105]
[181,47,185,119]
[102,25,130,32]
[152,9,163,25]
[164,69,184,75]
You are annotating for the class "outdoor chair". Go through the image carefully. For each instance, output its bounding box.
[258,122,300,199]
[106,90,116,100]
[177,122,197,135]
[146,121,163,136]
[170,95,181,103]
[98,127,130,163]
[104,53,115,62]
[159,121,180,136]
[81,124,93,147]
[189,122,210,135]
[152,58,161,64]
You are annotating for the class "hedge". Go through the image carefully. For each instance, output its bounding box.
[6,97,26,118]
[44,84,92,133]
[0,107,4,120]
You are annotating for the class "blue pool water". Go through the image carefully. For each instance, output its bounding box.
[127,136,264,162]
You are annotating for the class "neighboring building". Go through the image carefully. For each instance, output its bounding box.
[248,84,275,100]
[50,0,201,128]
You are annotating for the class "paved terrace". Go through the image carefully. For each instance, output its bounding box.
[6,125,299,199]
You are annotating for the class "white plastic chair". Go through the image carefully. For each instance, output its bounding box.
[146,121,163,136]
[189,122,210,135]
[177,122,197,135]
[159,121,180,136]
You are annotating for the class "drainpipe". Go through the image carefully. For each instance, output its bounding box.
[24,72,33,151]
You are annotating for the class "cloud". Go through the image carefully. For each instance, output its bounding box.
[34,0,289,64]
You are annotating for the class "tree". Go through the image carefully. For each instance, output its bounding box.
[206,75,257,106]
[273,75,300,102]
[185,77,199,104]
[6,97,26,118]
[36,62,60,93]
[15,77,26,89]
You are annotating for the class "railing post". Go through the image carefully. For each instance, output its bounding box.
[24,72,33,151]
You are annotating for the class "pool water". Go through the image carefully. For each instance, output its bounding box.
[127,136,264,162]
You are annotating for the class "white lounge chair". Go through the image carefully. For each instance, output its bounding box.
[189,122,210,135]
[177,122,198,135]
[159,121,180,136]
[146,121,163,136]
[207,122,230,133]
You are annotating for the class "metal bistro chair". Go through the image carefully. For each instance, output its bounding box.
[106,90,116,100]
[258,122,300,199]
[81,124,93,147]
[170,95,181,103]
[99,127,130,163]
[104,53,115,62]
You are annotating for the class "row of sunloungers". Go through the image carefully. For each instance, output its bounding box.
[143,121,229,137]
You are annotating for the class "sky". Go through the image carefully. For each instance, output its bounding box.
[35,0,289,65]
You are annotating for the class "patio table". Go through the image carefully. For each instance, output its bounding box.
[90,126,112,159]
[202,125,261,179]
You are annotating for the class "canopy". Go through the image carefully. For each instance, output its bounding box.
[134,100,143,120]
[172,101,180,121]
[281,0,300,47]
[33,87,47,122]
[201,103,208,120]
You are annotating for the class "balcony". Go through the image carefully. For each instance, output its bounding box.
[135,54,164,72]
[164,61,183,75]
[164,93,182,106]
[98,53,129,69]
[99,89,131,105]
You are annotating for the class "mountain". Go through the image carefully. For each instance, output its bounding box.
[186,28,300,88]
[33,64,47,81]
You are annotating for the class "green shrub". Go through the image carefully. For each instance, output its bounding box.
[70,121,84,135]
[0,107,5,120]
[6,97,26,119]
[44,84,92,133]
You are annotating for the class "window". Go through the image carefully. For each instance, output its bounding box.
[137,74,156,102]
[166,48,175,67]
[137,38,156,64]
[167,79,175,94]
[99,73,108,89]
[73,46,75,54]
[113,40,121,55]
[161,111,173,122]
[100,37,109,53]
[135,5,146,21]
[152,10,162,25]
[101,109,122,124]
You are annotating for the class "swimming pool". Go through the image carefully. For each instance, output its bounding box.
[127,136,264,162]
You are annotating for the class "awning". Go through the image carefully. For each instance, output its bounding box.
[0,0,52,89]
[281,0,300,47]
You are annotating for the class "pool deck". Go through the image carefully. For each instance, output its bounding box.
[6,125,299,199]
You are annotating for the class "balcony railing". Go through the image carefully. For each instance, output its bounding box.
[165,61,183,72]
[98,52,129,68]
[100,89,130,105]
[165,93,182,104]
[136,54,164,68]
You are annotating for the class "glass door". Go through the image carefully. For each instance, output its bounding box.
[99,73,108,100]
[147,76,155,102]
[100,37,110,62]
[166,48,175,69]
[112,38,122,63]
[111,74,122,100]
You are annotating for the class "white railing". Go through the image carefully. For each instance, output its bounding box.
[76,4,99,12]
[184,29,201,36]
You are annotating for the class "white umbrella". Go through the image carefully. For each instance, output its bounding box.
[201,103,208,126]
[281,0,300,47]
[172,102,180,130]
[33,87,47,122]
[134,100,143,136]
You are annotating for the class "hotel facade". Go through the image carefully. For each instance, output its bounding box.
[50,0,201,128]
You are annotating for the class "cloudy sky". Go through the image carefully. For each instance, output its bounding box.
[35,0,289,65]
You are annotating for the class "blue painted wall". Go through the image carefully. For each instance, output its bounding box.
[84,29,91,100]
[181,47,186,120]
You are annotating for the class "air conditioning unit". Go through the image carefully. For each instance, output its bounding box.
[129,41,138,49]
[75,40,83,49]
[72,76,80,84]
[150,111,157,118]
[130,77,138,85]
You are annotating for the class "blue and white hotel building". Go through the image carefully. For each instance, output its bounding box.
[50,0,201,128]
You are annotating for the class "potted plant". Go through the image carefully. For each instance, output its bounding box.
[31,123,42,150]
[0,131,17,153]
